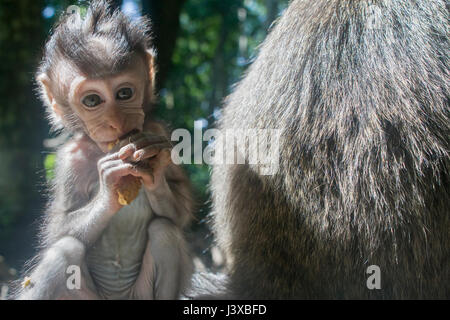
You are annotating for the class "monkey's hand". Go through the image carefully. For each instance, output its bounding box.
[96,151,144,213]
[116,131,173,192]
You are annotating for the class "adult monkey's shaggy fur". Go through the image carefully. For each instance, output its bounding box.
[209,0,449,299]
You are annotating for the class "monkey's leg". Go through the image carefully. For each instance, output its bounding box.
[132,218,192,300]
[18,236,99,300]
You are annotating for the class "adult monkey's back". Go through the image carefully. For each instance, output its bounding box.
[210,0,449,299]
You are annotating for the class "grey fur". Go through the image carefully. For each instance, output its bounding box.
[210,0,449,299]
[14,0,193,300]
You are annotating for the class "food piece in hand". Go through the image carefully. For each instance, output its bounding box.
[107,139,119,151]
[108,132,142,205]
[117,175,142,205]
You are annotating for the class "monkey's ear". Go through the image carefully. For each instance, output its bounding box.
[37,73,54,104]
[145,49,157,92]
[37,73,64,126]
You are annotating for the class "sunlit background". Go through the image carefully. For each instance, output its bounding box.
[0,0,289,296]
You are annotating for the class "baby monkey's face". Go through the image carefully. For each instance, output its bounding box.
[68,57,148,153]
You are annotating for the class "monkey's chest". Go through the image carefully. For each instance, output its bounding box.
[86,189,153,299]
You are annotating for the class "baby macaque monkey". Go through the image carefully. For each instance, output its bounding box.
[17,0,193,299]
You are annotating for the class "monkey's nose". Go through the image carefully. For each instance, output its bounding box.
[106,109,127,135]
[108,122,126,135]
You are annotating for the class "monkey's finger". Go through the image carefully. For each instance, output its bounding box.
[130,135,171,150]
[117,145,136,160]
[126,163,154,183]
[99,159,128,173]
[111,130,164,151]
[98,150,125,165]
[133,143,172,161]
[118,137,168,158]
[103,163,136,184]
[147,148,172,166]
[129,132,169,145]
[119,135,169,160]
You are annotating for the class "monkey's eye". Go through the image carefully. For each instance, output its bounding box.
[116,87,133,100]
[82,94,103,108]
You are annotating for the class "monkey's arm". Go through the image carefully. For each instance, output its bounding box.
[46,196,116,248]
[144,163,193,228]
[42,136,117,248]
[141,120,193,228]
